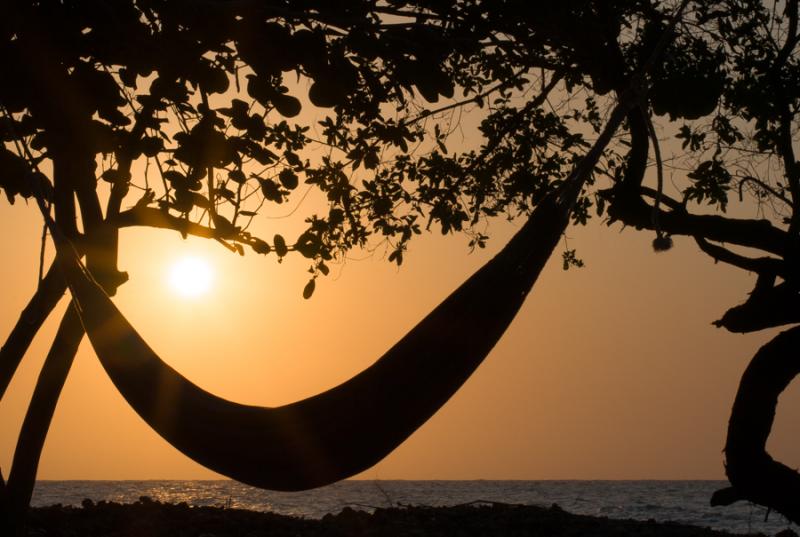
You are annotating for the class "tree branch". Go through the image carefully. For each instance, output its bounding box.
[114,207,219,239]
[771,0,800,230]
[694,236,786,278]
[713,281,800,333]
[774,0,799,71]
[737,175,792,207]
[777,105,799,233]
[606,191,790,257]
[6,304,83,532]
[717,326,800,523]
[0,261,68,400]
[639,186,682,210]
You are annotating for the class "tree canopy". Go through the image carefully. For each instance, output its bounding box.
[2,0,800,529]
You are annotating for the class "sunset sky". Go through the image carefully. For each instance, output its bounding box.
[2,170,796,481]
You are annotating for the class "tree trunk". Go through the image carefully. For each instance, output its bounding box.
[712,325,800,523]
[5,303,83,536]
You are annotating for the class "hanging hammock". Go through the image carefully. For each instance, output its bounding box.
[58,190,566,490]
[52,102,627,492]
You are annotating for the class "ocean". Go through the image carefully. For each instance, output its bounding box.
[31,480,793,535]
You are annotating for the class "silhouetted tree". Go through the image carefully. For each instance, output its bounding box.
[1,0,798,531]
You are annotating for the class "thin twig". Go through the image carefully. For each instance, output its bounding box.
[403,70,529,127]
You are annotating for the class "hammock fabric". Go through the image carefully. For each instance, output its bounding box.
[56,184,575,491]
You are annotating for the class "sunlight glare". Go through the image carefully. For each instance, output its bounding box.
[168,257,214,298]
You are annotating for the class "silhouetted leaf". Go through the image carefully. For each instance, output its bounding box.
[228,169,246,183]
[250,238,270,254]
[273,94,302,118]
[309,80,345,108]
[279,169,299,190]
[273,234,288,257]
[213,214,237,238]
[258,178,284,203]
[302,278,315,299]
[140,136,163,158]
[294,232,319,258]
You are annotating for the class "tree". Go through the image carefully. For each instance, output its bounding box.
[1,0,798,531]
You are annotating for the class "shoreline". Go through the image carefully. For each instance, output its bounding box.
[26,497,770,537]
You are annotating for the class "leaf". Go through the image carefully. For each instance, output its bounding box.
[163,170,191,190]
[228,169,246,183]
[302,278,316,299]
[274,234,288,257]
[259,178,284,203]
[561,249,584,271]
[273,94,302,118]
[218,99,249,119]
[284,151,302,168]
[294,232,319,258]
[596,195,605,217]
[309,80,345,108]
[212,214,237,238]
[279,169,299,189]
[101,169,130,184]
[140,136,164,157]
[388,249,403,266]
[251,238,270,254]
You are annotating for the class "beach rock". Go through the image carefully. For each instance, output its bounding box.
[24,500,765,537]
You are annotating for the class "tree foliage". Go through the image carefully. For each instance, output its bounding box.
[2,0,800,528]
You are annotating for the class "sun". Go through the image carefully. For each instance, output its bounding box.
[168,256,214,298]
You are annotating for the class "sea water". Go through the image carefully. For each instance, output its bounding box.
[31,480,793,535]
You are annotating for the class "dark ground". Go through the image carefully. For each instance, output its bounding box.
[24,496,783,537]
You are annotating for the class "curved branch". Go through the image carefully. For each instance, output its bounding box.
[0,261,68,400]
[694,236,786,278]
[606,192,790,256]
[713,281,800,333]
[737,175,792,207]
[715,326,800,523]
[114,207,219,239]
[114,207,301,255]
[639,186,682,210]
[6,304,83,530]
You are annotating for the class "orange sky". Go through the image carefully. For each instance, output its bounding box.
[2,177,797,481]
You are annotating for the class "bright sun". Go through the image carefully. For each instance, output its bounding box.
[168,257,214,298]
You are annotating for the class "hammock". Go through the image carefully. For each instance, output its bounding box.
[54,101,626,491]
[58,188,567,491]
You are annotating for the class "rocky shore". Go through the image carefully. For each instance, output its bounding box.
[22,496,781,537]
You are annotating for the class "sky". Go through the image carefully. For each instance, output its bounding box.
[2,173,797,482]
